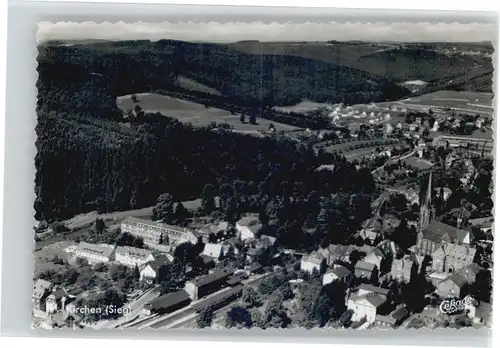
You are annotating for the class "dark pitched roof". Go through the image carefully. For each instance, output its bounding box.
[329,244,354,256]
[422,220,469,244]
[192,285,243,311]
[144,290,190,311]
[376,306,409,324]
[447,273,468,288]
[49,288,68,301]
[227,273,247,285]
[248,262,263,272]
[189,270,231,287]
[331,266,352,279]
[364,293,386,307]
[147,255,171,273]
[355,260,376,272]
[359,284,390,296]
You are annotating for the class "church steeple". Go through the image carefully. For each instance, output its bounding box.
[419,172,433,232]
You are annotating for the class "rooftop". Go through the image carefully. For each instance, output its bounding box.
[76,242,115,259]
[192,285,243,311]
[359,283,390,296]
[433,243,477,260]
[355,260,376,272]
[144,290,190,311]
[328,244,354,256]
[188,270,231,287]
[329,265,352,279]
[146,254,172,273]
[33,279,52,298]
[447,273,468,288]
[376,306,409,324]
[350,292,386,308]
[115,245,152,259]
[422,220,470,244]
[123,216,196,236]
[202,243,223,259]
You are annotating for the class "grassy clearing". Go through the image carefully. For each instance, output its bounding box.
[176,76,222,96]
[117,93,300,134]
[272,100,332,114]
[394,90,494,116]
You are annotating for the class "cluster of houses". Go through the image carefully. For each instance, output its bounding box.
[33,213,276,327]
[294,172,491,328]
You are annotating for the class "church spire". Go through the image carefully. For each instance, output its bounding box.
[419,172,433,233]
[425,171,433,207]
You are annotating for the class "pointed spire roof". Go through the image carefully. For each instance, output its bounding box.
[424,172,432,207]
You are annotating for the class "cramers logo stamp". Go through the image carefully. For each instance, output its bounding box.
[439,296,476,314]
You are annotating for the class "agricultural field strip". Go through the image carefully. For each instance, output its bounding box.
[116,93,300,132]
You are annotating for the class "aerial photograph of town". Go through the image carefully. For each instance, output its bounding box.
[32,21,494,331]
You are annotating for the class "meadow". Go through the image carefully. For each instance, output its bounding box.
[116,93,301,136]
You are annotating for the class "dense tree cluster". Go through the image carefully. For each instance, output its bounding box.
[35,111,376,247]
[37,40,409,118]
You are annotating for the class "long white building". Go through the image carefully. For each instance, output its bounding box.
[121,216,199,245]
[73,242,116,264]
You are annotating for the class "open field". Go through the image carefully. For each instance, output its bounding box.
[117,93,301,135]
[272,100,331,114]
[316,138,399,154]
[176,75,222,96]
[379,90,494,116]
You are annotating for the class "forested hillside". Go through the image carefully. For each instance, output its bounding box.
[35,112,375,222]
[37,39,410,113]
[35,39,404,222]
[228,41,494,93]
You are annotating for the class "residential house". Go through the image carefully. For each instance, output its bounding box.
[428,272,450,287]
[355,244,375,255]
[115,246,155,268]
[436,274,468,298]
[466,301,492,326]
[221,237,241,257]
[363,242,394,275]
[202,243,223,260]
[198,221,235,243]
[45,287,70,314]
[73,242,116,264]
[247,262,264,275]
[184,270,232,300]
[300,252,326,274]
[359,216,382,242]
[347,285,389,323]
[375,306,410,328]
[468,216,493,233]
[246,235,277,263]
[236,215,262,242]
[391,255,417,283]
[33,279,52,310]
[322,265,352,285]
[355,261,377,279]
[121,216,199,245]
[457,264,482,284]
[140,254,173,283]
[363,250,385,272]
[143,290,191,316]
[326,244,354,265]
[431,243,477,274]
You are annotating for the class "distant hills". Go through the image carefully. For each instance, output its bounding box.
[226,41,493,93]
[37,39,492,119]
[37,39,410,111]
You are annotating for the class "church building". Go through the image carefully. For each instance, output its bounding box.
[416,172,472,256]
